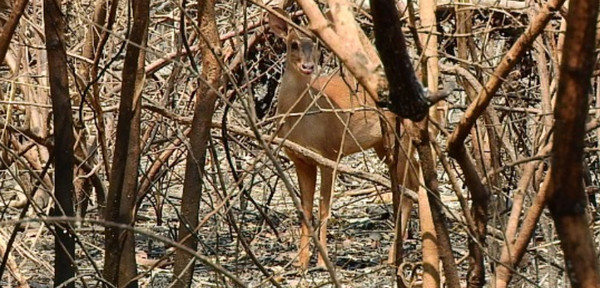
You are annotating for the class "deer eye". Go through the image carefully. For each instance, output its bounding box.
[290,41,299,50]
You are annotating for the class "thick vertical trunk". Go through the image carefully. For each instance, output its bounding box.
[103,0,150,286]
[548,0,600,286]
[171,0,222,286]
[44,0,75,286]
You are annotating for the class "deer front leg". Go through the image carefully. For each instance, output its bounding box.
[293,157,317,269]
[317,167,334,267]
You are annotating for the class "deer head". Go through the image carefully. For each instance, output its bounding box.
[268,8,316,76]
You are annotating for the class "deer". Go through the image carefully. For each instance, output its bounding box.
[268,8,420,269]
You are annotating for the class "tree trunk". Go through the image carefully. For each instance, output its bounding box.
[548,0,600,286]
[370,0,431,121]
[103,0,150,286]
[171,0,222,286]
[44,0,75,286]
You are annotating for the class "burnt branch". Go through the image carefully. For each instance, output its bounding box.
[370,0,452,121]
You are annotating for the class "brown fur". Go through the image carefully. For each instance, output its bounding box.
[269,8,419,269]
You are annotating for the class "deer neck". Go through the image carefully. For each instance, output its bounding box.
[277,64,314,114]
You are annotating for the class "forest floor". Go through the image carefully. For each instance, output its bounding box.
[0,150,567,287]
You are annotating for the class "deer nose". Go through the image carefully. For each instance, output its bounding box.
[300,63,314,74]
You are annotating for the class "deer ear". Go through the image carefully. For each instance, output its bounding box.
[268,7,289,38]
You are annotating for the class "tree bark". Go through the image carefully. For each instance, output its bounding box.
[103,0,150,286]
[171,0,222,286]
[414,120,461,288]
[370,0,430,121]
[44,0,75,286]
[548,0,600,286]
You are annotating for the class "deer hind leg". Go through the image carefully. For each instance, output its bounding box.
[376,136,419,264]
[317,166,334,267]
[396,136,419,240]
[291,156,317,269]
[374,141,415,240]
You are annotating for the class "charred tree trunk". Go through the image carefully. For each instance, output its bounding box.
[370,0,431,121]
[44,0,75,286]
[171,0,222,286]
[103,0,150,286]
[371,0,460,286]
[548,0,600,286]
